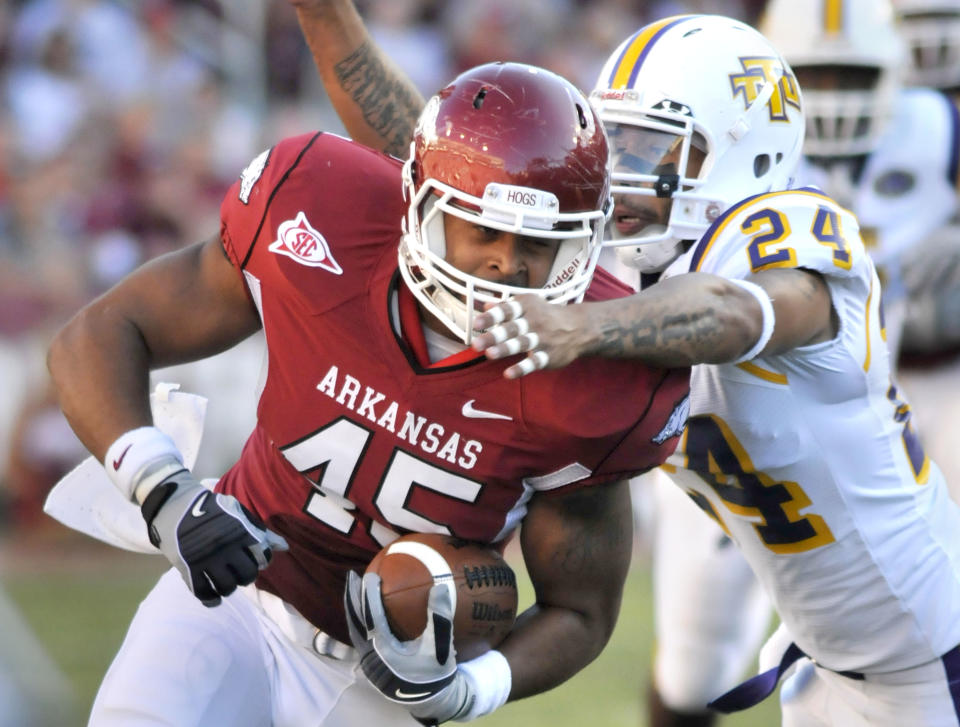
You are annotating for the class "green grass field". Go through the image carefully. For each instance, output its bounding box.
[2,534,780,726]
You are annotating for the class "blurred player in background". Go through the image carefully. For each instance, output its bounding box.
[895,0,960,89]
[48,53,691,727]
[763,0,958,365]
[890,0,960,497]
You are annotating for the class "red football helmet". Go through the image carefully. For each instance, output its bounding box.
[399,62,612,343]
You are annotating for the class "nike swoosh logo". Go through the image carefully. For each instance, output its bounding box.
[462,399,513,421]
[112,444,132,471]
[191,493,209,518]
[394,688,431,700]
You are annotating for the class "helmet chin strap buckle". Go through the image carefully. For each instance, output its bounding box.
[723,76,776,147]
[727,117,751,141]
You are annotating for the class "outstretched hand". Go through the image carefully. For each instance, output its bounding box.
[472,295,590,379]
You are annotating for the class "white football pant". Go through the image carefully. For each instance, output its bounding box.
[89,568,418,727]
[779,653,960,726]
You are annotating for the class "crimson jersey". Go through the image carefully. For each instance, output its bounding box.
[217,132,690,642]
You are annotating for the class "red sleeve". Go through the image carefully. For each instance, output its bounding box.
[220,132,322,270]
[585,265,637,300]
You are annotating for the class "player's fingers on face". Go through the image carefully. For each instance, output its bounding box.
[476,298,523,329]
[482,317,540,358]
[499,329,540,357]
[505,349,549,380]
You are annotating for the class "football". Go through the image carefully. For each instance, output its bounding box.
[365,532,518,661]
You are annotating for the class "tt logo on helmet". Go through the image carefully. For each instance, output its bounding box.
[269,211,343,274]
[729,57,801,123]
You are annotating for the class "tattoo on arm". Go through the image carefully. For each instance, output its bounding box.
[595,306,720,363]
[334,41,421,158]
[550,490,631,577]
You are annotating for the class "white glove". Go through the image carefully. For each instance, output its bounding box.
[139,456,288,606]
[344,570,477,725]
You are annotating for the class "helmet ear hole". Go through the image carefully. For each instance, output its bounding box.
[753,154,771,178]
[576,103,588,129]
[473,88,488,109]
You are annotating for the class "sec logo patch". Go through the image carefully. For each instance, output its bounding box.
[269,211,343,274]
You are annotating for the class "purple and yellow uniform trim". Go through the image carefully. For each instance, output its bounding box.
[605,15,699,89]
[687,187,834,273]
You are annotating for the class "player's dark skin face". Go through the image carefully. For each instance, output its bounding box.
[442,214,560,289]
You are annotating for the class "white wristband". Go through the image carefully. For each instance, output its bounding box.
[729,278,775,363]
[104,426,183,502]
[455,650,512,722]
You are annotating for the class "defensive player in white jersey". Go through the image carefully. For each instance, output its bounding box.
[617,2,960,724]
[619,3,960,722]
[466,13,960,727]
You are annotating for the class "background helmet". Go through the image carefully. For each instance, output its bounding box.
[761,0,906,158]
[401,62,611,344]
[893,0,960,89]
[591,15,805,272]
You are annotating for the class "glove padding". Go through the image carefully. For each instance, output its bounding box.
[344,570,476,725]
[140,467,288,606]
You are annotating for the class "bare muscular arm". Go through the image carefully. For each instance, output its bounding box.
[291,0,425,157]
[474,268,837,376]
[586,268,836,365]
[47,236,261,462]
[499,480,633,698]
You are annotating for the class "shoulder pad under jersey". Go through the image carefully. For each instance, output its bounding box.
[680,188,870,283]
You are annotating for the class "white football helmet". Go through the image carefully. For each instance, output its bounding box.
[894,0,960,89]
[591,15,805,272]
[400,62,611,344]
[761,0,906,158]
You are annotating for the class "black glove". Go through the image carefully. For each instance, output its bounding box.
[140,461,288,606]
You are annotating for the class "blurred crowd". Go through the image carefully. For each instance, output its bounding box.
[0,0,764,536]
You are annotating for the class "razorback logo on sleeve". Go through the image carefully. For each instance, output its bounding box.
[268,211,343,274]
[652,393,690,444]
[238,148,271,204]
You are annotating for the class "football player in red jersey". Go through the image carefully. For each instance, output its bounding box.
[47,55,690,725]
